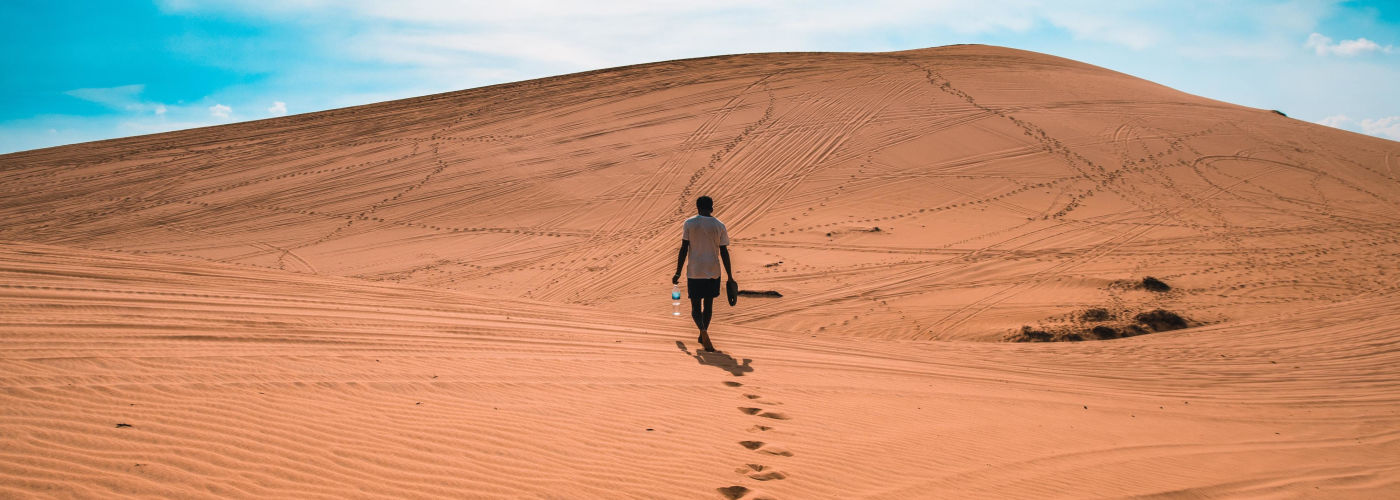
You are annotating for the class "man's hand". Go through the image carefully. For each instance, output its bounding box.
[672,273,681,285]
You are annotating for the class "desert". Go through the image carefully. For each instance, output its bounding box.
[3,44,1399,498]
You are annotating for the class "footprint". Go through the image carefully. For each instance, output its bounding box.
[739,440,764,450]
[749,470,787,481]
[739,407,762,415]
[740,464,787,481]
[759,445,794,457]
[717,486,749,499]
[743,394,761,399]
[724,381,743,387]
[749,425,772,432]
[758,411,789,420]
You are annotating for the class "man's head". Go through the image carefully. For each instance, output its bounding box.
[696,196,713,215]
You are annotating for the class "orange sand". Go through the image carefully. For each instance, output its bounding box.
[2,45,1399,498]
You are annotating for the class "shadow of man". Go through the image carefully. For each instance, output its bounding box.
[676,341,753,377]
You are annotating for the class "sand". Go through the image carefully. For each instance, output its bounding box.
[2,45,1399,498]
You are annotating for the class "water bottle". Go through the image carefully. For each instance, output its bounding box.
[671,284,682,316]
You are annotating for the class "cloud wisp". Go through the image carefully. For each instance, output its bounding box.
[64,84,168,115]
[1305,33,1393,56]
[1314,114,1400,141]
[1359,116,1400,140]
[209,104,232,118]
[1317,114,1351,128]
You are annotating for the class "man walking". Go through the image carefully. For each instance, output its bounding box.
[673,196,734,352]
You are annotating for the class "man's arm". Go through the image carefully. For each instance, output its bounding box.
[720,245,734,281]
[673,240,689,284]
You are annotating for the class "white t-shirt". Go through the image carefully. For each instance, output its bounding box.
[683,215,730,279]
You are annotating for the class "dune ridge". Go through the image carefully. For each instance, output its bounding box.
[3,44,1400,497]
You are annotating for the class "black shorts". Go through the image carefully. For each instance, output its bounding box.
[687,278,721,299]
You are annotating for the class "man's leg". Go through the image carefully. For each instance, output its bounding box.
[700,297,714,331]
[690,297,705,334]
[698,297,716,351]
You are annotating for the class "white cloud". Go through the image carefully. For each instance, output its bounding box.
[1316,114,1351,128]
[1359,117,1400,141]
[1313,115,1400,141]
[209,104,232,118]
[65,84,145,107]
[1305,33,1393,56]
[64,84,172,114]
[1042,9,1162,50]
[267,101,287,116]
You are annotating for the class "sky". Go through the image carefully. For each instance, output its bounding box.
[2,1,1398,154]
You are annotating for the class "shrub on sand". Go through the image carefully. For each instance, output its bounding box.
[1014,326,1053,342]
[1141,276,1171,292]
[1081,308,1111,322]
[1135,309,1187,331]
[1091,325,1120,339]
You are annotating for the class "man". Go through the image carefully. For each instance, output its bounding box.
[672,195,734,352]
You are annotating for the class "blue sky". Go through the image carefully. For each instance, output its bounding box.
[2,1,1398,154]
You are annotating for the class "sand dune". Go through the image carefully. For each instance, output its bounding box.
[2,242,1397,498]
[5,45,1400,340]
[2,44,1400,497]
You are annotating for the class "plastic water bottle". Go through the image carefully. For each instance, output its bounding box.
[671,284,682,316]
